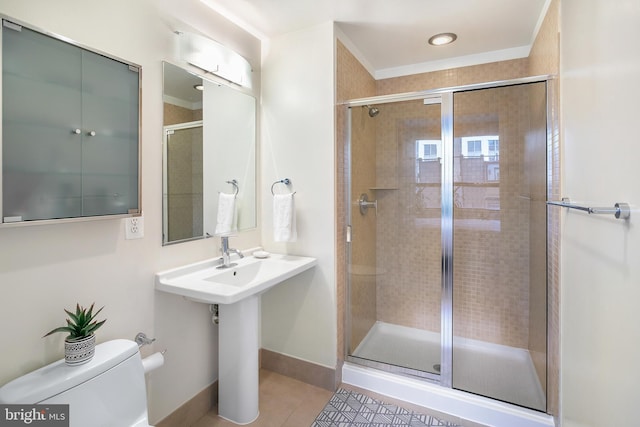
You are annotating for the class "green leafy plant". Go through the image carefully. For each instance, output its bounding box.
[43,303,106,341]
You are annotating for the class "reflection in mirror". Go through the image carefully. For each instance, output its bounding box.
[163,121,203,242]
[162,62,256,245]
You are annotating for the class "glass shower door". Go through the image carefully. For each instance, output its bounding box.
[346,99,443,378]
[451,82,547,411]
[162,122,204,243]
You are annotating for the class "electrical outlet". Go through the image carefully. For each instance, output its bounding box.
[125,216,144,239]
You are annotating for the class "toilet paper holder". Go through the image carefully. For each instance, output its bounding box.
[134,332,155,347]
[134,332,167,355]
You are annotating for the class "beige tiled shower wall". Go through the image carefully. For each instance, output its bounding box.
[376,59,529,95]
[163,103,203,126]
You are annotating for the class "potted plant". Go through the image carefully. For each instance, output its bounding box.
[44,303,106,366]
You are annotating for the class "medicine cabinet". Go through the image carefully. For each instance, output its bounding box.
[1,17,141,225]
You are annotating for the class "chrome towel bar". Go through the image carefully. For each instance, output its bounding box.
[547,198,630,220]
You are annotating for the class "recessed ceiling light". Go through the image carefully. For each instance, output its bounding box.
[428,32,457,46]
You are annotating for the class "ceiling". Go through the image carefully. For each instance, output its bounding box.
[200,0,550,79]
[163,62,204,108]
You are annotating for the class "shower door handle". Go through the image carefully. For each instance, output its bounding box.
[346,225,352,243]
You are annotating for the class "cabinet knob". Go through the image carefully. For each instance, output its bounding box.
[73,128,81,134]
[88,130,96,136]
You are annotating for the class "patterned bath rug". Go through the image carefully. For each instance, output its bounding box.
[311,388,463,427]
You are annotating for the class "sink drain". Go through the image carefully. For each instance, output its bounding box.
[433,364,441,373]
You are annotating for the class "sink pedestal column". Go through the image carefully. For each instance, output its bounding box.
[218,294,260,424]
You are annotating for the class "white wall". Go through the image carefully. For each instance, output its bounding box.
[260,22,337,369]
[0,0,260,424]
[560,0,640,425]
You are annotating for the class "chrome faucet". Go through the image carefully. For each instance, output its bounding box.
[218,236,244,269]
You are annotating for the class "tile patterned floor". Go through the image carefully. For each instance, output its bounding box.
[312,388,462,427]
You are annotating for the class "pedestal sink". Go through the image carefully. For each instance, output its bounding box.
[155,252,317,424]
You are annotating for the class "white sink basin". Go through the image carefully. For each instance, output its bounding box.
[155,252,317,423]
[155,253,317,305]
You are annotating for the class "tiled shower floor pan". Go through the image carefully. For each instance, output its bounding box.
[351,321,546,411]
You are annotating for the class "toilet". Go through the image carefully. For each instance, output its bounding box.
[0,339,153,427]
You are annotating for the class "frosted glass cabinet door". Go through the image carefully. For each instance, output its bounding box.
[81,50,139,216]
[2,23,83,221]
[2,19,140,223]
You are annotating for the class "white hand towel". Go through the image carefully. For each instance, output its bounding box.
[273,193,297,242]
[214,192,237,235]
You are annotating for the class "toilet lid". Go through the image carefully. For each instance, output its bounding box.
[0,340,138,404]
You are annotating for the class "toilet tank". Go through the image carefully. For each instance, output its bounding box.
[0,339,150,427]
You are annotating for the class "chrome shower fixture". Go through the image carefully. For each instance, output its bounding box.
[363,105,380,117]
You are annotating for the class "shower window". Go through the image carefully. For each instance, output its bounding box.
[460,135,500,160]
[488,139,499,160]
[418,140,440,160]
[466,140,482,156]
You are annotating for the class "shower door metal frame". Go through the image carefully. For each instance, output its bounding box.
[343,75,554,392]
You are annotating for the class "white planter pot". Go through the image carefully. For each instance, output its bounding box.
[64,334,96,366]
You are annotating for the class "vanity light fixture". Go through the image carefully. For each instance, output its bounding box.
[193,84,204,91]
[428,32,458,46]
[177,31,253,89]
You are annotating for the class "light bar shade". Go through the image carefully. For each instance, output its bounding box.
[179,32,252,88]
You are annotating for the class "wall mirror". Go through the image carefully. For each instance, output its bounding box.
[162,61,256,245]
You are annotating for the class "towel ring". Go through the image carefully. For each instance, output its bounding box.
[271,178,295,195]
[226,179,239,196]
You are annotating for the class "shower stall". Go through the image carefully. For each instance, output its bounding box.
[344,78,550,413]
